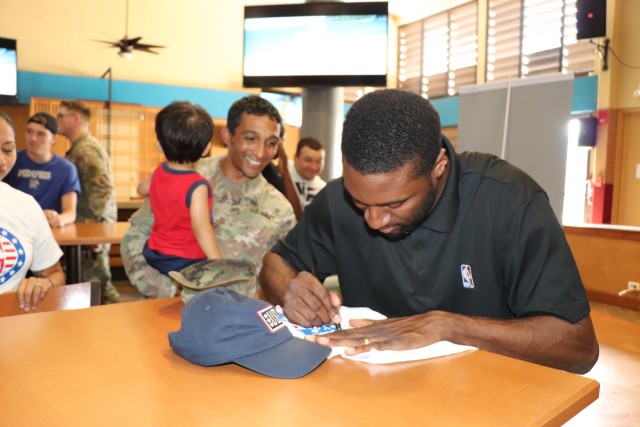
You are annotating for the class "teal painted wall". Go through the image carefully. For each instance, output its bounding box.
[17,71,598,123]
[17,71,249,119]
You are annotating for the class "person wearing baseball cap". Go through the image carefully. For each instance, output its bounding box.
[169,288,331,379]
[2,112,81,227]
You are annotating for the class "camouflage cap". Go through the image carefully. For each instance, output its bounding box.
[169,258,258,304]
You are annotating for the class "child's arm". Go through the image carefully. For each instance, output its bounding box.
[137,176,152,197]
[190,184,222,259]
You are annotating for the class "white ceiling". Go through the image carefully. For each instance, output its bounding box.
[389,0,470,24]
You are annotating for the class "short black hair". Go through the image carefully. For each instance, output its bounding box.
[342,89,441,178]
[296,137,323,156]
[226,95,282,135]
[155,101,214,163]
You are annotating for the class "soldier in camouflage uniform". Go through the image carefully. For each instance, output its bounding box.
[121,96,296,299]
[57,100,119,303]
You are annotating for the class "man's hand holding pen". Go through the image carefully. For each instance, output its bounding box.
[280,269,439,356]
[279,270,446,356]
[281,271,343,329]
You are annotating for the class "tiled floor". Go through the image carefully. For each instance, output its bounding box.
[592,300,640,323]
[566,302,640,426]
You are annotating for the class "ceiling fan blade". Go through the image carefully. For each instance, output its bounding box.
[125,36,143,46]
[133,46,161,54]
[93,39,121,47]
[92,0,165,58]
[133,42,166,49]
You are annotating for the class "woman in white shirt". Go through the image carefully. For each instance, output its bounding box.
[0,111,65,311]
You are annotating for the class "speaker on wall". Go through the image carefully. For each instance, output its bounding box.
[578,117,598,147]
[576,0,607,40]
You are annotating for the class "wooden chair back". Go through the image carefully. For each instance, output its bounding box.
[0,282,101,317]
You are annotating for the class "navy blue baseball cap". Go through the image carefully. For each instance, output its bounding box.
[168,288,331,379]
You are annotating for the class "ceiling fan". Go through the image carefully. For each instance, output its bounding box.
[95,0,165,59]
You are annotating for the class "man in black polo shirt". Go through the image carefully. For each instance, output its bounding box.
[260,89,599,374]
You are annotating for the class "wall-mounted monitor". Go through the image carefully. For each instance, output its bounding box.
[0,37,18,104]
[243,2,388,88]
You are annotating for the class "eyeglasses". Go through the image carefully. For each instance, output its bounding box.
[56,113,75,119]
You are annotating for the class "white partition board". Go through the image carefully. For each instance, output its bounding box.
[458,73,574,221]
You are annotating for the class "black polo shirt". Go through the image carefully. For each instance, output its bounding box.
[271,138,590,323]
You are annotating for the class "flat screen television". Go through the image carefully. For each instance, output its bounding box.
[0,37,18,104]
[243,2,388,88]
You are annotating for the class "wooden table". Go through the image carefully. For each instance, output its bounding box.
[0,298,599,426]
[51,221,130,283]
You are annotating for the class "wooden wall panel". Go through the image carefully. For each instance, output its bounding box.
[564,226,640,310]
[0,103,29,150]
[28,98,303,202]
[614,108,640,225]
[30,98,164,203]
[442,126,458,150]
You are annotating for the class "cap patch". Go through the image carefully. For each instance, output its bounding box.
[258,306,286,333]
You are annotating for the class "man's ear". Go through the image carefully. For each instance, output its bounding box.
[221,127,231,147]
[201,142,212,157]
[433,147,449,179]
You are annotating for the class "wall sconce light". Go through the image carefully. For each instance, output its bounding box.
[634,83,640,98]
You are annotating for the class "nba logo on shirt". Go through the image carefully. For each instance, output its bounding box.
[460,264,475,289]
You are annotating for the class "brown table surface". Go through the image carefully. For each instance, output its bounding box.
[51,221,130,246]
[51,221,130,284]
[0,298,599,426]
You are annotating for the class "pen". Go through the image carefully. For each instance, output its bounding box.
[310,268,342,331]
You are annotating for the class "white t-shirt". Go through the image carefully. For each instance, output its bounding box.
[288,161,327,209]
[0,182,63,293]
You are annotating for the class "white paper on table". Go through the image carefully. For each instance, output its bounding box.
[332,341,476,364]
[276,305,476,364]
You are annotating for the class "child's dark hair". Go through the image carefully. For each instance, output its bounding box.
[155,101,214,163]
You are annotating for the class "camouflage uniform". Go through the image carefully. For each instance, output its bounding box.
[65,132,118,303]
[121,155,296,299]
